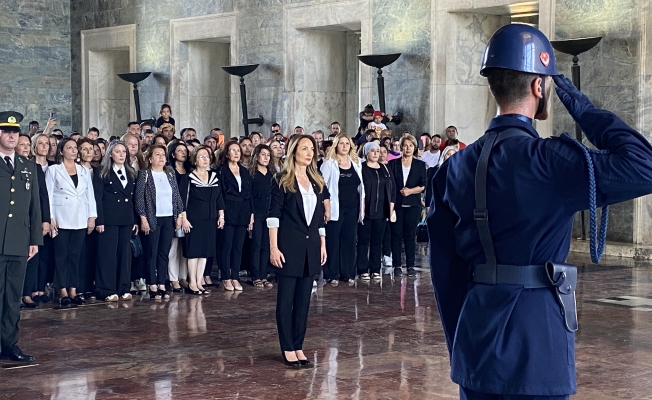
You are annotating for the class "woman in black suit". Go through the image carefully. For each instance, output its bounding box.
[216,140,254,292]
[17,134,50,308]
[77,138,102,299]
[268,135,329,368]
[387,135,427,278]
[95,140,139,302]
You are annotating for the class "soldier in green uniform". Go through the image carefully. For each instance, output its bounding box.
[0,111,42,362]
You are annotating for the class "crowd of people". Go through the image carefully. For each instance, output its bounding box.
[18,102,466,308]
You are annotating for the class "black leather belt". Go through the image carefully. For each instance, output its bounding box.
[473,264,550,288]
[473,262,578,332]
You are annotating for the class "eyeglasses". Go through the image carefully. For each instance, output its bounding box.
[197,155,210,160]
[272,130,280,133]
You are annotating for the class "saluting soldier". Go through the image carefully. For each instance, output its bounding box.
[428,25,652,399]
[0,111,42,362]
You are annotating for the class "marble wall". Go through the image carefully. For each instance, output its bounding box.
[69,0,431,138]
[87,49,130,137]
[186,41,230,139]
[553,0,640,242]
[1,0,71,133]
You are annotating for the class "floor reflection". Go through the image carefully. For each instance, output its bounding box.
[4,248,652,398]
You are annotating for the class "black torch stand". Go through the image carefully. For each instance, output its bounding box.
[222,64,264,137]
[551,37,602,240]
[117,72,152,124]
[358,53,403,124]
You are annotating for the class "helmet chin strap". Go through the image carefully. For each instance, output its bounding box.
[535,75,546,117]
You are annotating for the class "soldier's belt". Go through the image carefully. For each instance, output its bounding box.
[472,262,578,332]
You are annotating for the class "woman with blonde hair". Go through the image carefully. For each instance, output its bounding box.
[123,132,147,293]
[268,134,328,366]
[387,134,426,277]
[122,133,146,172]
[319,133,364,286]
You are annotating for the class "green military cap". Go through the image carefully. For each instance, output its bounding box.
[0,111,23,133]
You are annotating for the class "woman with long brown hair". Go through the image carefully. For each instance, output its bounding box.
[268,134,328,367]
[249,144,274,288]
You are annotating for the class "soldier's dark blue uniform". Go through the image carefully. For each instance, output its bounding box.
[427,25,652,398]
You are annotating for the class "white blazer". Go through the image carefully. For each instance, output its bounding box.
[46,163,97,230]
[320,157,365,222]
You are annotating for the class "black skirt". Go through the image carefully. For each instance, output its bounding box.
[183,218,217,258]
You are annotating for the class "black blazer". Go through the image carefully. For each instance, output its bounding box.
[218,164,254,226]
[36,165,50,223]
[95,169,136,226]
[388,157,427,207]
[268,174,329,277]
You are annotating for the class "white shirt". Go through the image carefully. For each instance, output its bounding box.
[420,150,441,168]
[402,165,411,186]
[266,182,326,237]
[300,182,316,226]
[113,164,128,188]
[235,175,242,191]
[0,150,15,169]
[152,170,173,217]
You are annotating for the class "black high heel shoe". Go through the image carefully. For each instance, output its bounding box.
[21,298,38,309]
[185,286,202,296]
[282,352,301,368]
[298,358,311,367]
[71,295,85,306]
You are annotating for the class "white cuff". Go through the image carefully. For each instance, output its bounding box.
[319,228,326,237]
[266,217,279,228]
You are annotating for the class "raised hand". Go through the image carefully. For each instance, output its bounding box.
[553,74,595,121]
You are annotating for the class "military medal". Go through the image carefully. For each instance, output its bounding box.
[25,181,30,190]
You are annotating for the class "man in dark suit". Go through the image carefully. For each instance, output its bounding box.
[0,111,42,362]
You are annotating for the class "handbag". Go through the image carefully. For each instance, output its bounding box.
[416,220,429,243]
[130,234,143,258]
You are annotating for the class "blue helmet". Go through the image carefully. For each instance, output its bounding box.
[480,24,558,77]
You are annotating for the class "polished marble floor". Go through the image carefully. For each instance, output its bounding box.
[3,247,652,399]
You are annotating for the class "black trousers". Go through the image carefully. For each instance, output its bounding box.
[323,207,358,281]
[382,220,391,257]
[460,387,568,400]
[96,225,133,298]
[205,228,223,279]
[250,215,270,281]
[53,229,86,290]
[42,235,55,284]
[241,233,252,273]
[220,225,246,281]
[78,230,98,294]
[390,206,421,268]
[145,216,174,286]
[276,272,313,352]
[0,255,27,349]
[22,246,43,296]
[356,217,386,274]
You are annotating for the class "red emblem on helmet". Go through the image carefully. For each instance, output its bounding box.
[540,52,550,67]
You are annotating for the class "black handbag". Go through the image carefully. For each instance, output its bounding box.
[130,234,143,258]
[416,221,429,243]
